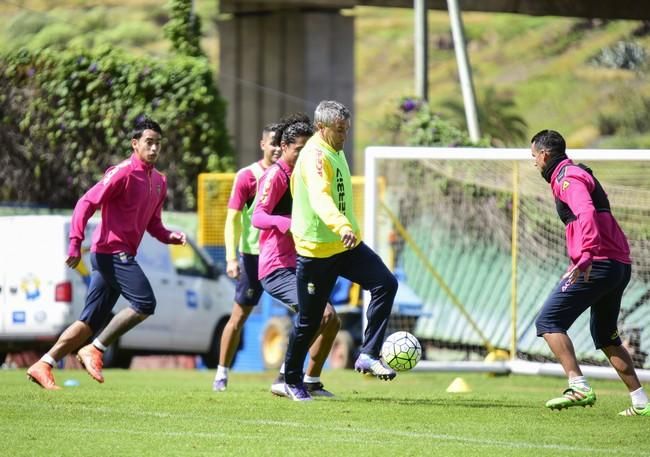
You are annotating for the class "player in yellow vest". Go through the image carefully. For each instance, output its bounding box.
[283,100,399,401]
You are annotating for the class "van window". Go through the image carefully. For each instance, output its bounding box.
[169,242,210,277]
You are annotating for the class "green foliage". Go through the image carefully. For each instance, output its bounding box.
[0,46,232,210]
[382,97,491,147]
[164,0,203,57]
[0,7,162,53]
[597,94,650,136]
[590,40,647,71]
[442,87,529,147]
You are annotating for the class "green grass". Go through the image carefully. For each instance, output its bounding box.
[2,369,649,456]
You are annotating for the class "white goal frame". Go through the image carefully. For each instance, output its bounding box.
[363,146,650,380]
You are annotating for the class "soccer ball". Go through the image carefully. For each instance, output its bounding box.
[381,331,422,371]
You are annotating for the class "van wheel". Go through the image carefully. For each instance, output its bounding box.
[261,316,293,370]
[329,330,355,369]
[103,341,133,369]
[203,320,228,369]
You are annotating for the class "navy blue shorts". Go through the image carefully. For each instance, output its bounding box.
[535,259,631,349]
[261,268,298,313]
[79,252,157,333]
[234,253,264,306]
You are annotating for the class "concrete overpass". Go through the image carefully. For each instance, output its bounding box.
[218,1,649,168]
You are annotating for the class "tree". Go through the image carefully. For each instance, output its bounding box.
[442,86,528,147]
[0,47,232,210]
[164,0,203,58]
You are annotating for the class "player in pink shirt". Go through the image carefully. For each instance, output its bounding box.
[531,129,648,416]
[27,117,186,390]
[212,123,280,392]
[252,114,340,397]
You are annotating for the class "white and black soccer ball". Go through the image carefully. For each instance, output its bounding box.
[381,331,422,371]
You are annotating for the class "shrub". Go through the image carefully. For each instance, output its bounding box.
[590,41,647,71]
[0,46,232,210]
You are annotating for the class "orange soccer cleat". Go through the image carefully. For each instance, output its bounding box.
[76,344,105,383]
[27,361,61,390]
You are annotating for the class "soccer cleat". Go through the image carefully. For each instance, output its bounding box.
[305,381,335,398]
[26,361,61,390]
[545,385,596,410]
[618,405,650,417]
[270,373,287,397]
[354,355,397,381]
[212,378,227,392]
[284,382,313,402]
[76,344,105,383]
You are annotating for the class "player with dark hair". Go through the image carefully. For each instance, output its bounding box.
[27,116,187,389]
[531,129,649,416]
[252,113,340,398]
[212,123,280,392]
[282,100,399,401]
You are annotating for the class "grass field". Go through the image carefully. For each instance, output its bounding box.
[2,369,649,456]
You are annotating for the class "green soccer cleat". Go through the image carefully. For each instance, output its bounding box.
[618,405,650,417]
[545,385,596,410]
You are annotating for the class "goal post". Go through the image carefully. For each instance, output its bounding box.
[364,146,650,377]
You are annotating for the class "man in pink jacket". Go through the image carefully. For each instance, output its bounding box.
[532,129,648,416]
[27,117,186,390]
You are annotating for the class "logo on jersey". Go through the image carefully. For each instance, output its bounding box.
[561,180,570,192]
[307,283,316,295]
[336,168,346,213]
[610,330,619,340]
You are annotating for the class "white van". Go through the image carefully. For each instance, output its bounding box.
[0,215,234,368]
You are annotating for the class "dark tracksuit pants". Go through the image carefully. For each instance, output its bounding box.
[284,242,398,385]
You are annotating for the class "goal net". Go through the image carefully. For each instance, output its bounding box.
[364,147,650,373]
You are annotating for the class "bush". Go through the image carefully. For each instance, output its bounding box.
[590,41,647,71]
[382,97,491,147]
[0,46,232,210]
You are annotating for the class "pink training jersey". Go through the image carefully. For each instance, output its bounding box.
[251,159,296,279]
[228,160,265,211]
[68,153,175,257]
[550,158,631,266]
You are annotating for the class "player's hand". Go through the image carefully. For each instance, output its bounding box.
[170,231,187,245]
[340,229,357,249]
[561,263,592,287]
[226,259,240,279]
[65,255,81,269]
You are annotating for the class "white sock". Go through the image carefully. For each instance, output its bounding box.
[304,375,320,384]
[215,365,228,380]
[279,363,285,375]
[92,338,107,352]
[40,353,57,367]
[569,375,590,390]
[630,387,648,409]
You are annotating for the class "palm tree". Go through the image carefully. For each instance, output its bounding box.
[442,86,528,147]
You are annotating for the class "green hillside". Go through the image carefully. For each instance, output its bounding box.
[2,2,649,165]
[355,7,650,154]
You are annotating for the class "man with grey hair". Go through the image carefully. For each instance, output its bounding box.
[282,100,399,401]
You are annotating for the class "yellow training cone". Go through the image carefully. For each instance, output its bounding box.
[446,377,472,393]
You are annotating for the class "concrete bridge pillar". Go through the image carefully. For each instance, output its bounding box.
[219,9,355,168]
